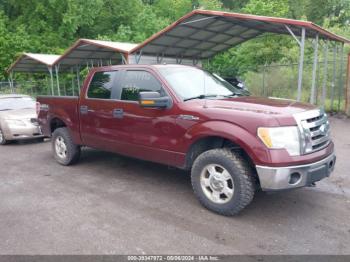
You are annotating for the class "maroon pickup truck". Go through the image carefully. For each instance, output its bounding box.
[37,64,336,215]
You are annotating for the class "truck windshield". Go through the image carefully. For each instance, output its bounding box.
[158,67,244,101]
[0,97,35,111]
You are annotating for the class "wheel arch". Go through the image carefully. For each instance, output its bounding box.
[50,117,67,134]
[184,135,255,171]
[49,115,82,145]
[183,121,269,170]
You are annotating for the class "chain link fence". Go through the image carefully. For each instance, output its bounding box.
[222,58,347,112]
[1,58,348,112]
[0,76,80,98]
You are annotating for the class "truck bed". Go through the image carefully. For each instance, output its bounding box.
[37,96,81,143]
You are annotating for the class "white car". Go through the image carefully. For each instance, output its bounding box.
[0,94,44,145]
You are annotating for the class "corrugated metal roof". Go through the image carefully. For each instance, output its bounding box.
[7,10,350,73]
[81,39,138,52]
[7,39,139,73]
[24,53,60,65]
[131,9,350,59]
[7,53,60,73]
[54,39,138,71]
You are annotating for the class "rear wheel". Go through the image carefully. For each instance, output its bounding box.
[52,127,80,165]
[191,148,255,216]
[0,128,8,145]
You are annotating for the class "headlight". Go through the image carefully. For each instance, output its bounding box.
[257,126,300,156]
[5,119,26,127]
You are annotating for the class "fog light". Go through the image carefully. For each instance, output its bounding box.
[289,172,301,185]
[329,160,334,169]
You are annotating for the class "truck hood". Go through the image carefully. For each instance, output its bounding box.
[204,96,316,115]
[0,108,37,120]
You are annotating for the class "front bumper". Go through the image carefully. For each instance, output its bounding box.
[255,153,336,191]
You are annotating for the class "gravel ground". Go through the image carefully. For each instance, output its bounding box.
[0,116,349,255]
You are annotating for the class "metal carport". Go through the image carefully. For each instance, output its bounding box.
[51,39,138,95]
[7,39,138,96]
[54,39,138,70]
[6,53,60,95]
[130,9,350,104]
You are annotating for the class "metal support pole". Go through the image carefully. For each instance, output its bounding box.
[346,53,350,115]
[331,45,337,111]
[7,78,12,93]
[338,43,345,111]
[297,27,306,101]
[11,72,15,93]
[12,72,15,93]
[76,66,81,95]
[262,64,266,96]
[121,54,127,65]
[71,68,75,96]
[45,77,49,95]
[48,67,54,95]
[55,65,60,96]
[310,34,319,104]
[322,40,329,107]
[134,51,143,64]
[8,72,14,93]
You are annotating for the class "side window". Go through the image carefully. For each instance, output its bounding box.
[120,71,164,101]
[87,71,117,99]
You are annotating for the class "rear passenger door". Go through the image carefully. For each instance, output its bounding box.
[79,70,123,150]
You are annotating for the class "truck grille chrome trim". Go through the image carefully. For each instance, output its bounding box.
[294,109,330,155]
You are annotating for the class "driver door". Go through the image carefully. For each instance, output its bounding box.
[111,69,180,165]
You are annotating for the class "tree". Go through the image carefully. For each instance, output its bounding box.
[0,0,349,84]
[205,0,293,76]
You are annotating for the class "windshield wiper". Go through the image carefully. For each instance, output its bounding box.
[184,94,218,101]
[0,109,11,111]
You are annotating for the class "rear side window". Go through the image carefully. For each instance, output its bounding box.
[119,71,164,101]
[87,71,117,99]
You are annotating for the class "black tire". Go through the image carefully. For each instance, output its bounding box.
[52,127,80,165]
[0,128,8,145]
[191,148,255,216]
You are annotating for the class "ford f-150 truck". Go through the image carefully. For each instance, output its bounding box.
[37,64,336,216]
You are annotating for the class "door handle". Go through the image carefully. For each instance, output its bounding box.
[80,105,94,114]
[113,108,124,119]
[80,105,88,114]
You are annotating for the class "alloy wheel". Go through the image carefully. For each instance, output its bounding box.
[55,136,67,159]
[200,164,234,204]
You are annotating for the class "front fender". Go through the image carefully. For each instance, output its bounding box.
[183,120,271,165]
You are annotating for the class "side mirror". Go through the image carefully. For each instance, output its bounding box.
[139,91,171,108]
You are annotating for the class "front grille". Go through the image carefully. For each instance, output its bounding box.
[294,109,330,154]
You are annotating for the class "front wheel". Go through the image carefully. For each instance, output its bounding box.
[52,127,80,165]
[191,148,255,216]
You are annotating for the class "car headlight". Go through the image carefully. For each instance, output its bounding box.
[5,119,26,127]
[257,126,300,156]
